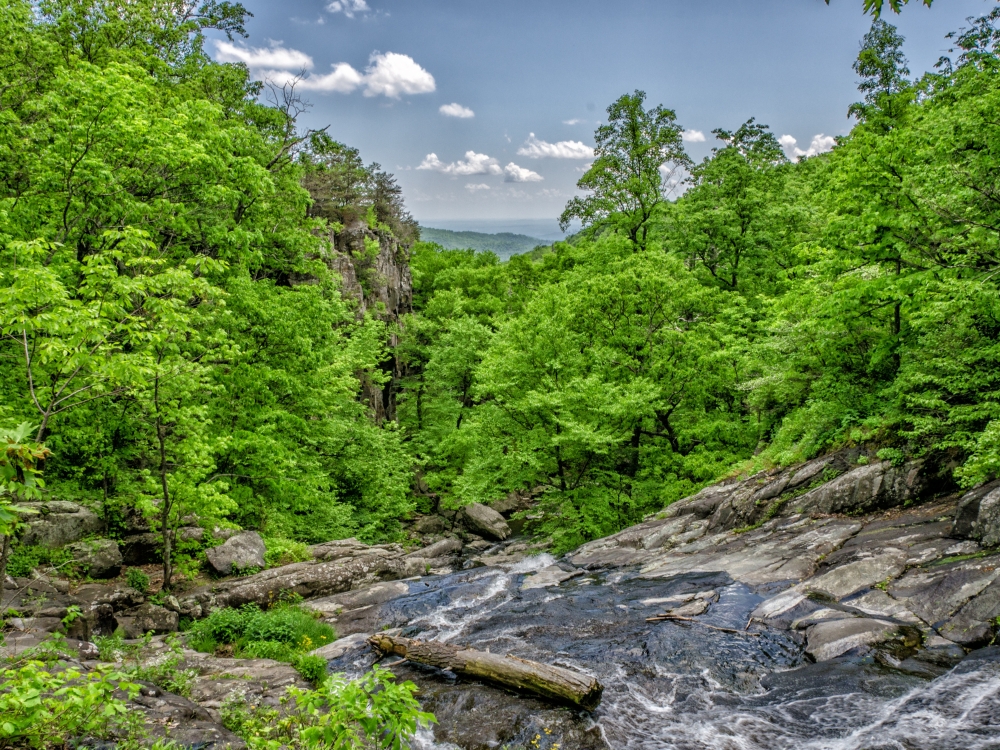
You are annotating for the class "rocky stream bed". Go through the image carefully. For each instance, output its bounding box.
[3,453,1000,749]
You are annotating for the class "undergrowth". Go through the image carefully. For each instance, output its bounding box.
[184,604,334,684]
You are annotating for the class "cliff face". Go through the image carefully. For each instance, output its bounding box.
[323,219,413,423]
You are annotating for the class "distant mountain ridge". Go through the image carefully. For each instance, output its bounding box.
[419,226,547,260]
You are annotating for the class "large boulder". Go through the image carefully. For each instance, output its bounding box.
[18,501,104,548]
[461,503,511,541]
[952,480,1000,547]
[182,553,407,613]
[66,538,122,579]
[205,531,266,576]
[118,602,179,636]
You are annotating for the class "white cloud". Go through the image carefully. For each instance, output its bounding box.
[503,162,543,182]
[212,40,314,70]
[286,62,364,93]
[517,133,593,159]
[228,48,434,98]
[779,133,836,161]
[326,0,370,17]
[682,129,706,143]
[440,103,474,118]
[465,183,490,191]
[563,118,582,125]
[417,151,503,176]
[362,52,435,98]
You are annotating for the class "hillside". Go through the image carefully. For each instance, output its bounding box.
[419,227,547,259]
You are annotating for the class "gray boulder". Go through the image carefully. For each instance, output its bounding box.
[119,602,178,636]
[407,537,462,559]
[461,503,511,541]
[121,532,161,565]
[66,538,122,579]
[953,480,1000,546]
[19,501,104,548]
[791,460,924,518]
[205,531,265,576]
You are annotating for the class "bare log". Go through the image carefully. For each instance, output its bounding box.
[368,634,603,711]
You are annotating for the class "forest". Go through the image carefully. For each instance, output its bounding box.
[2,0,1000,579]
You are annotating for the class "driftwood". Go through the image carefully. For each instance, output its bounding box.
[368,634,603,711]
[646,613,761,636]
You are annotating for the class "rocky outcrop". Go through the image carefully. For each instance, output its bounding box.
[657,453,923,533]
[66,538,122,578]
[462,503,512,541]
[952,479,1000,547]
[205,531,265,575]
[18,501,104,547]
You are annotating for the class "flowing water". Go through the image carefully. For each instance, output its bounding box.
[328,557,1000,750]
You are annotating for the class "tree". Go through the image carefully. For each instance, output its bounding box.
[666,119,795,295]
[824,0,933,17]
[848,20,911,122]
[560,91,690,250]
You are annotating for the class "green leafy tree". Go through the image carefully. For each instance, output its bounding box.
[0,423,50,581]
[560,91,690,250]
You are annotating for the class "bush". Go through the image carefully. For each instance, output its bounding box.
[5,545,72,579]
[185,604,335,684]
[263,537,312,568]
[0,661,140,748]
[126,567,151,595]
[219,666,434,750]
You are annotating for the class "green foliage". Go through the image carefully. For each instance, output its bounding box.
[185,604,335,682]
[560,90,689,249]
[0,0,415,588]
[264,538,312,568]
[397,9,1000,550]
[126,567,151,595]
[220,666,434,750]
[5,545,72,579]
[0,660,139,749]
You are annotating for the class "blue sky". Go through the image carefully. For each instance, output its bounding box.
[213,0,991,224]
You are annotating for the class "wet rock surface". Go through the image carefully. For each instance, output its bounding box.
[5,456,1000,749]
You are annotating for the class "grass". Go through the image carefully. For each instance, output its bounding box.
[184,603,335,684]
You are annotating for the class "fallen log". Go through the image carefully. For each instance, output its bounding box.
[368,634,603,711]
[646,613,761,636]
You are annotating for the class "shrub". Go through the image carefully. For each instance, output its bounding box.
[0,661,139,748]
[219,666,434,750]
[5,545,72,579]
[263,537,312,568]
[126,567,150,595]
[185,604,335,684]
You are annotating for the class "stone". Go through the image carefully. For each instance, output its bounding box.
[461,503,511,541]
[121,532,161,565]
[310,538,403,562]
[212,526,242,541]
[952,479,1000,540]
[177,526,205,542]
[120,603,179,636]
[187,554,408,612]
[66,538,122,579]
[412,515,447,534]
[205,531,266,576]
[303,581,411,615]
[520,565,584,590]
[790,460,924,518]
[937,577,1000,648]
[408,537,462,559]
[804,617,918,662]
[18,501,104,548]
[800,551,907,600]
[667,599,709,617]
[310,632,370,659]
[888,554,1000,626]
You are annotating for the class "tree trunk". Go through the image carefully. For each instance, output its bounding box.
[0,535,13,586]
[368,634,603,711]
[154,374,173,592]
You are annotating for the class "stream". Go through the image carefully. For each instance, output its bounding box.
[327,557,1000,750]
